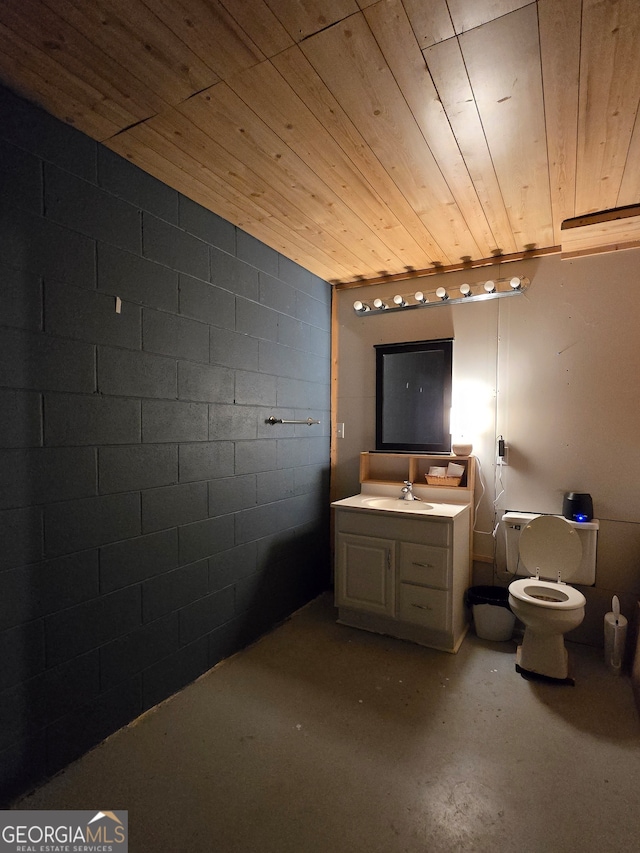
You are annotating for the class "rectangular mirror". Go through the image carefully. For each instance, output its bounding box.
[375,339,453,452]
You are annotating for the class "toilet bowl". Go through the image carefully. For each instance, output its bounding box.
[509,578,585,679]
[504,513,597,681]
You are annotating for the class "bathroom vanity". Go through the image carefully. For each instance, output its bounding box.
[332,453,475,653]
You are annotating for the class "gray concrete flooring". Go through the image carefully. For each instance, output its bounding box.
[16,593,640,852]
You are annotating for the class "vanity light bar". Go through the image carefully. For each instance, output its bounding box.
[353,276,530,314]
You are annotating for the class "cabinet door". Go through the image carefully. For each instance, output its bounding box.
[335,533,394,616]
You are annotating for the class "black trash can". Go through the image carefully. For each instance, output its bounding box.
[466,585,515,641]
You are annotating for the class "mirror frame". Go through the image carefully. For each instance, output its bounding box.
[375,338,453,453]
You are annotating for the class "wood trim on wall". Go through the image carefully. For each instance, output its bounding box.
[330,286,339,503]
[560,204,640,258]
[334,246,561,290]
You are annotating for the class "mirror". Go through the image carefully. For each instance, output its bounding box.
[375,339,452,452]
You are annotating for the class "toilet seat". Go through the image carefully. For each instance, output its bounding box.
[519,515,582,582]
[509,578,586,610]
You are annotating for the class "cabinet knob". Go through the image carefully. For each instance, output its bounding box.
[411,603,433,611]
[412,561,434,568]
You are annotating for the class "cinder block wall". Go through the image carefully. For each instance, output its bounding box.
[0,87,331,803]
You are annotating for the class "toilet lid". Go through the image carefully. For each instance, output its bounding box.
[519,515,582,581]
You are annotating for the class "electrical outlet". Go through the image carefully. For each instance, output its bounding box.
[336,422,345,439]
[497,444,509,465]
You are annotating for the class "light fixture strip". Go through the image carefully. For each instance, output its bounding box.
[353,276,529,314]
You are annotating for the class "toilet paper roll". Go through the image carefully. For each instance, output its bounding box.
[604,611,628,674]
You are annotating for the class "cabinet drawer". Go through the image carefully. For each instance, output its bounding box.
[397,583,449,631]
[336,508,450,546]
[398,542,449,589]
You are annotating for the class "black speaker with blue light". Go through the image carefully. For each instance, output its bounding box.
[562,492,594,523]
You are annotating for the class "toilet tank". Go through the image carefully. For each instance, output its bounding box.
[503,512,598,585]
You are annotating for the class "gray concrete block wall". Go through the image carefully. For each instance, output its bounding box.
[0,86,332,804]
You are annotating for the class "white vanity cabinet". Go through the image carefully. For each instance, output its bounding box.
[333,503,471,653]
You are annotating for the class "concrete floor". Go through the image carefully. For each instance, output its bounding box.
[16,593,640,852]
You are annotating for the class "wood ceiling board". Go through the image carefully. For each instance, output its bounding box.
[3,0,638,284]
[538,0,580,245]
[446,0,533,34]
[301,14,481,264]
[180,85,394,276]
[107,125,268,229]
[44,0,218,108]
[0,0,164,127]
[228,59,435,273]
[266,0,359,41]
[107,121,354,281]
[560,210,640,257]
[0,21,137,140]
[141,0,265,79]
[272,45,442,268]
[157,101,374,279]
[576,0,640,215]
[424,37,517,255]
[218,0,294,57]
[459,6,554,251]
[617,115,640,207]
[366,0,496,258]
[401,0,455,49]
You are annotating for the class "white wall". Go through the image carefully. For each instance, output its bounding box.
[333,250,640,644]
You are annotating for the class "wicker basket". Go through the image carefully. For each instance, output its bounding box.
[425,475,462,487]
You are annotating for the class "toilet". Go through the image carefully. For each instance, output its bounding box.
[503,512,599,681]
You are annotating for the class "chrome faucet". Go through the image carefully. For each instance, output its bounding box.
[400,480,420,501]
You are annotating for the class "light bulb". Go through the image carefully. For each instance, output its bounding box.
[353,300,370,312]
[483,280,496,293]
[436,286,448,300]
[460,283,471,297]
[510,276,522,289]
[373,298,388,310]
[415,291,428,303]
[393,295,406,307]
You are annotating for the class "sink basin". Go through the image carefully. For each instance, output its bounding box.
[361,497,434,512]
[332,493,469,520]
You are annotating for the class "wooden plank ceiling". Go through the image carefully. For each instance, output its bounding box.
[1,0,640,284]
